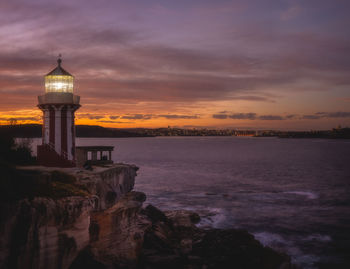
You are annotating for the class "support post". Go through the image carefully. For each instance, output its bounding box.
[92,151,97,161]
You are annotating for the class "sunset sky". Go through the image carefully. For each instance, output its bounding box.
[0,0,349,130]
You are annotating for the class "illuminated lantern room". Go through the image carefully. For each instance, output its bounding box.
[37,56,80,167]
[45,57,74,93]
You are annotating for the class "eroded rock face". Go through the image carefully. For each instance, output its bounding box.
[70,193,296,269]
[0,196,97,269]
[88,192,150,268]
[164,210,200,228]
[0,164,138,269]
[75,164,138,210]
[1,164,296,269]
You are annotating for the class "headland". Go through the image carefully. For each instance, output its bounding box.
[0,163,296,269]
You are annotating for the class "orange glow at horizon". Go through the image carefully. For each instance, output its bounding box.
[1,106,350,131]
[1,0,350,131]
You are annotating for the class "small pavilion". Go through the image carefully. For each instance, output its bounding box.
[76,146,114,167]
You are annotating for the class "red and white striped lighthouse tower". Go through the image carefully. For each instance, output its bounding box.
[37,57,80,167]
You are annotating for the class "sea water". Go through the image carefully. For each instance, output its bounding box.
[31,136,350,268]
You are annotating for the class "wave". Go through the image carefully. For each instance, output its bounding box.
[195,207,228,229]
[304,234,332,242]
[253,232,321,269]
[284,191,318,199]
[254,232,288,247]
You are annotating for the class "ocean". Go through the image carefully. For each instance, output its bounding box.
[32,137,350,268]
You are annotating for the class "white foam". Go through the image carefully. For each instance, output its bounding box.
[196,207,227,229]
[304,234,332,242]
[253,232,288,247]
[254,232,322,269]
[284,191,318,199]
[291,254,320,269]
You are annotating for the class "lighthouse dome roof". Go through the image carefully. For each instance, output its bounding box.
[45,58,73,77]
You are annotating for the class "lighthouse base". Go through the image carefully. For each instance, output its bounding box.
[37,144,76,167]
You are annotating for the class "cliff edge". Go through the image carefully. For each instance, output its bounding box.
[0,164,137,269]
[0,164,295,269]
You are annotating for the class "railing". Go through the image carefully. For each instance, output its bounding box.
[38,92,80,105]
[48,142,55,151]
[39,143,75,167]
[44,143,69,160]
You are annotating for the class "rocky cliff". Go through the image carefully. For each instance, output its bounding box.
[0,164,296,269]
[72,192,296,269]
[0,164,137,269]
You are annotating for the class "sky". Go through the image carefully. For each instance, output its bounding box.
[0,0,349,130]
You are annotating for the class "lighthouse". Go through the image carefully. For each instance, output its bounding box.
[37,57,80,167]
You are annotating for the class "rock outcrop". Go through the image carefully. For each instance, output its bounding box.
[0,196,96,269]
[74,164,137,210]
[70,192,296,269]
[0,164,138,269]
[0,164,296,269]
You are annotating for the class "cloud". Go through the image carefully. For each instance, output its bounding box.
[1,26,349,108]
[302,111,350,119]
[302,115,321,120]
[121,114,153,120]
[0,116,39,121]
[258,115,284,120]
[215,112,284,120]
[214,112,286,120]
[77,113,105,120]
[326,112,350,118]
[97,120,134,124]
[230,96,275,102]
[229,113,257,120]
[109,116,120,120]
[108,114,200,120]
[213,114,228,119]
[88,116,104,120]
[213,111,350,121]
[1,0,350,130]
[158,114,199,119]
[281,4,302,21]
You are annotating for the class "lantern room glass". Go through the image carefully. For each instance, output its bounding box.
[45,75,73,93]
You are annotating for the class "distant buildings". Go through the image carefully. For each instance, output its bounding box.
[127,127,256,137]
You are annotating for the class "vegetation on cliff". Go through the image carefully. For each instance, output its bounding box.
[0,168,89,202]
[0,130,35,166]
[0,131,89,201]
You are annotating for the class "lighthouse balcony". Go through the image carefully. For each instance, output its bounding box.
[38,92,80,105]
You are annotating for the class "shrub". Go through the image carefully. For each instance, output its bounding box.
[0,132,36,165]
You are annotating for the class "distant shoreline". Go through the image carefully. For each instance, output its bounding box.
[1,124,349,139]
